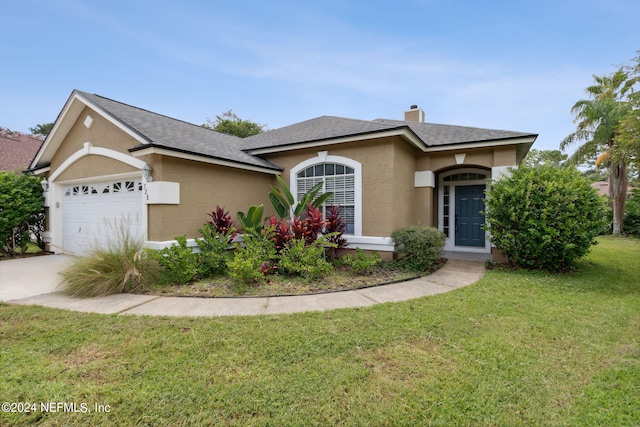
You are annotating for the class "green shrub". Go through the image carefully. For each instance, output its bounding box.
[623,189,640,237]
[340,248,382,275]
[59,219,159,297]
[145,236,200,285]
[484,165,606,270]
[279,238,332,280]
[0,171,44,256]
[196,223,234,277]
[391,226,445,272]
[227,234,277,288]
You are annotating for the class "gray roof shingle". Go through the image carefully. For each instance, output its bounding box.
[240,115,536,152]
[75,91,536,171]
[372,118,536,146]
[77,91,282,171]
[239,116,406,150]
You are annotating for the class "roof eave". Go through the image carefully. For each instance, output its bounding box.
[129,144,282,175]
[30,90,150,169]
[245,127,427,155]
[422,135,538,153]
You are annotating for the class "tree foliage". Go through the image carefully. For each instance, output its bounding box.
[202,110,266,138]
[523,149,568,168]
[484,165,605,271]
[560,59,639,236]
[29,122,54,137]
[0,171,45,255]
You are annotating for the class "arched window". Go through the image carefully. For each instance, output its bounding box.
[291,154,362,236]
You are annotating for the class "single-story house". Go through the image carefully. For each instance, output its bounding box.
[29,90,537,259]
[0,128,44,172]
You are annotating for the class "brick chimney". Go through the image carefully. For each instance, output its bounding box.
[404,104,425,122]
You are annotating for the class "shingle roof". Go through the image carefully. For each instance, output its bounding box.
[76,91,281,171]
[68,91,536,172]
[0,130,44,172]
[239,116,405,150]
[240,115,536,152]
[371,119,537,146]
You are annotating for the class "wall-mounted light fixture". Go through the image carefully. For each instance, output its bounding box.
[41,178,49,192]
[142,164,153,182]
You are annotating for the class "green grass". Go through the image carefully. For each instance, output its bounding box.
[1,236,638,426]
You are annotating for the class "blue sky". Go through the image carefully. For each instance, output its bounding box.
[2,0,638,153]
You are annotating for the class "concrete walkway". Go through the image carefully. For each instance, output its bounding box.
[0,255,485,317]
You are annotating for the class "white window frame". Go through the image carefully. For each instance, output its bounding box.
[290,152,362,236]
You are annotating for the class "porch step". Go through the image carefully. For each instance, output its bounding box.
[441,251,492,262]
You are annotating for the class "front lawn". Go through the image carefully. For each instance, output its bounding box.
[1,236,638,426]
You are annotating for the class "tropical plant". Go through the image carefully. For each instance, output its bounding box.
[237,204,265,236]
[484,165,606,270]
[561,67,638,236]
[59,218,158,297]
[324,204,348,258]
[206,205,237,242]
[269,175,333,219]
[392,226,445,272]
[265,216,292,252]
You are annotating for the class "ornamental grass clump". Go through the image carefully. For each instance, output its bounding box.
[59,218,158,297]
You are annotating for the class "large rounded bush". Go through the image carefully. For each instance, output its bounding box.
[484,165,605,270]
[391,226,445,272]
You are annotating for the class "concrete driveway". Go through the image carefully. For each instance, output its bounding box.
[0,254,486,317]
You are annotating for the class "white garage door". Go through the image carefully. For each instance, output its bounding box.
[62,179,144,255]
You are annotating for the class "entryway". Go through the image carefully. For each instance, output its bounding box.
[438,169,490,254]
[454,184,485,247]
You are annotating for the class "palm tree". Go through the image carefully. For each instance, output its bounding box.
[561,69,636,236]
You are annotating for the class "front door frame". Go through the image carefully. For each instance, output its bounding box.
[438,168,491,253]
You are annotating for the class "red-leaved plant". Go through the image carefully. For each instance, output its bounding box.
[207,205,237,243]
[324,205,348,258]
[302,204,325,245]
[266,216,293,252]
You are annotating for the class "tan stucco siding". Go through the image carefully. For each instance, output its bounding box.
[426,149,493,172]
[416,146,519,173]
[49,107,141,178]
[147,157,274,241]
[492,146,517,166]
[55,155,138,182]
[263,136,411,237]
[391,140,418,232]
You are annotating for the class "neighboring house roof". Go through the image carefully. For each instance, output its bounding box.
[591,181,634,197]
[0,129,44,172]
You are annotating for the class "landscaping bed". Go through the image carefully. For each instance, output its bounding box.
[144,260,445,297]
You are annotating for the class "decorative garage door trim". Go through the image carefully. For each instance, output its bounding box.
[50,142,147,182]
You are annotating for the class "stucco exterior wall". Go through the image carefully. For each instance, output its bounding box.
[147,157,274,241]
[391,139,418,232]
[263,136,404,237]
[49,107,140,178]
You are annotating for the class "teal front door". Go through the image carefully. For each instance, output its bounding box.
[455,185,486,247]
